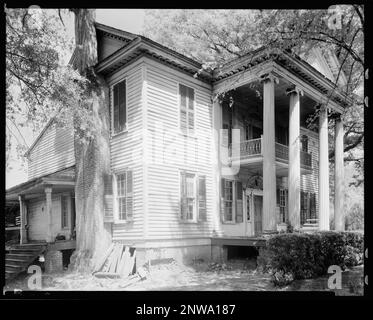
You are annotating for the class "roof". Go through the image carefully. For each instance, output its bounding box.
[6,166,75,201]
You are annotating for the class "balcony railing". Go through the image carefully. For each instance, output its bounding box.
[229,138,312,168]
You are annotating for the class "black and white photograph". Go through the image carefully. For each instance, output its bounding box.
[2,4,367,304]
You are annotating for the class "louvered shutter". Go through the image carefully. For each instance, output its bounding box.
[236,181,243,223]
[113,84,120,133]
[180,172,187,220]
[118,80,126,132]
[220,178,225,222]
[180,85,187,134]
[187,87,195,132]
[198,176,206,221]
[126,170,133,220]
[104,173,114,222]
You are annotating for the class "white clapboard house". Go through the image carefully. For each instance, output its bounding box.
[6,23,349,264]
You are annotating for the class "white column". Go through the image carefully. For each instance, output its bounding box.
[45,187,53,242]
[261,73,278,232]
[287,86,302,229]
[334,115,345,231]
[19,195,27,244]
[318,105,330,230]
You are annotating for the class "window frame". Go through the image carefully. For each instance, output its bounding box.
[113,169,133,223]
[179,170,207,223]
[178,82,196,136]
[111,78,128,136]
[223,179,235,223]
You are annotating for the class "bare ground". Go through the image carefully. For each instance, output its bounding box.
[3,259,364,295]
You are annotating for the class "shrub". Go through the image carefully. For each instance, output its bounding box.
[257,231,364,286]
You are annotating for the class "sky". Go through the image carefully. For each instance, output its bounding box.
[6,9,146,189]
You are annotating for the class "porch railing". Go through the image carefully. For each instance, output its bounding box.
[229,138,312,168]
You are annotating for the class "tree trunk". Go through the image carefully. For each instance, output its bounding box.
[69,9,112,272]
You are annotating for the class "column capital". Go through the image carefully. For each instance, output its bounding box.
[260,72,279,84]
[286,85,304,97]
[45,186,53,194]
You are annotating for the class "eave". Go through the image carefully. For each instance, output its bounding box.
[95,37,213,83]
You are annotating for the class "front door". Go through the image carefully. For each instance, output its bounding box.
[253,195,263,235]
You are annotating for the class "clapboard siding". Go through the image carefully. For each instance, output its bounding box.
[27,198,46,241]
[27,123,75,180]
[145,59,214,240]
[108,63,144,241]
[27,194,71,241]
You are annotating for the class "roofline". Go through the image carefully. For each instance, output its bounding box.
[94,22,138,41]
[6,165,75,195]
[24,117,56,157]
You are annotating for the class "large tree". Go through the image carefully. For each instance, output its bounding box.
[6,7,111,270]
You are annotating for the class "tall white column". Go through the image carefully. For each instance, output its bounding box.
[318,105,330,230]
[286,86,303,229]
[261,73,278,232]
[334,115,345,231]
[45,186,53,242]
[19,195,27,244]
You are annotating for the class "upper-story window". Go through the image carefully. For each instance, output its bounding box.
[179,84,195,134]
[301,135,309,153]
[112,79,127,134]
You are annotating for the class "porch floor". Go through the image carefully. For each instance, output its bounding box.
[211,236,267,247]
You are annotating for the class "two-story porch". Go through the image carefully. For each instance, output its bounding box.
[214,51,348,237]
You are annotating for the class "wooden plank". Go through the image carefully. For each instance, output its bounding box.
[94,272,121,279]
[109,244,122,273]
[116,245,128,276]
[118,246,131,276]
[93,243,115,273]
[104,243,118,272]
[121,248,135,277]
[113,243,124,273]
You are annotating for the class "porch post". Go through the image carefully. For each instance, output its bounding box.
[19,195,27,244]
[45,186,53,242]
[334,115,345,231]
[318,105,330,230]
[261,73,278,232]
[286,86,303,229]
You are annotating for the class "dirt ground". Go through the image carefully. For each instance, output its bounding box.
[3,259,364,295]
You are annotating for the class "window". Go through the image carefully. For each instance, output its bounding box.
[301,135,309,153]
[179,84,195,134]
[112,79,127,134]
[61,195,68,228]
[222,179,234,222]
[221,179,244,223]
[300,191,317,225]
[279,189,288,223]
[115,170,133,221]
[180,172,206,221]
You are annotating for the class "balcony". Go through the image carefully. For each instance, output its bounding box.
[229,138,312,169]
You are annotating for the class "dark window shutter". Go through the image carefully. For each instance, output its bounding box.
[276,188,280,205]
[118,80,126,132]
[236,181,243,223]
[198,176,206,221]
[104,173,113,222]
[113,84,119,133]
[220,178,225,222]
[180,172,187,220]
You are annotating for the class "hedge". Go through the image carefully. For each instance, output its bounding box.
[257,231,364,286]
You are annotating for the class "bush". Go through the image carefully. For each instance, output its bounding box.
[257,231,364,286]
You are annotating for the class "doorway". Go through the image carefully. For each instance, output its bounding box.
[245,188,263,236]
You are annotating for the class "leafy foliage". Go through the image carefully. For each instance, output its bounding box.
[257,231,364,286]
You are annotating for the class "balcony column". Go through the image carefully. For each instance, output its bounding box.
[334,115,345,231]
[318,105,330,230]
[261,73,278,232]
[286,86,303,229]
[19,195,28,244]
[45,186,53,242]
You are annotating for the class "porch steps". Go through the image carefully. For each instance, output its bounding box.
[5,243,47,282]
